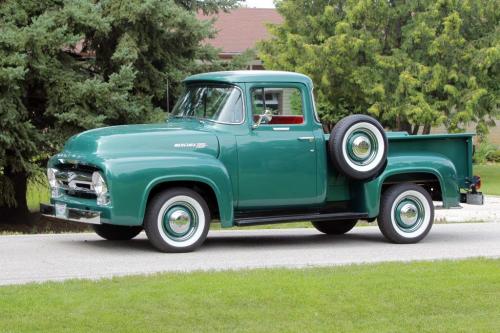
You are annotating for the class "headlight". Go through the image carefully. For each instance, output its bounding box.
[92,171,110,206]
[91,172,107,195]
[47,168,58,188]
[47,168,62,198]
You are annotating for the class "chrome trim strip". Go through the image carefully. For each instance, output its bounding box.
[40,203,101,224]
[273,127,290,131]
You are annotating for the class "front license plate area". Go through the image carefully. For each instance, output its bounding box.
[55,203,68,218]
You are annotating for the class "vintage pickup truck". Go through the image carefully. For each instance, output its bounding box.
[41,71,483,252]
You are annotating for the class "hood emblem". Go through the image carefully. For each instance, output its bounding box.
[174,143,208,149]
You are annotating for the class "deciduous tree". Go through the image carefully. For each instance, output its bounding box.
[259,0,499,134]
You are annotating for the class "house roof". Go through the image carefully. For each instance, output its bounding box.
[198,8,282,54]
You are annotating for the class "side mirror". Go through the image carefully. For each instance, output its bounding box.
[252,109,273,129]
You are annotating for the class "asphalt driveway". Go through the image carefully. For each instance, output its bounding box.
[1,222,500,285]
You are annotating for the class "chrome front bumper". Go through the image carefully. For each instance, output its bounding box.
[40,203,101,224]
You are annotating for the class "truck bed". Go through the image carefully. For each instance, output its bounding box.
[325,132,475,206]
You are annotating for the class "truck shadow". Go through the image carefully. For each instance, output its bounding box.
[77,236,154,252]
[203,232,384,249]
[73,230,385,253]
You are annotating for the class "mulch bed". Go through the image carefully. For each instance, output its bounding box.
[0,215,91,234]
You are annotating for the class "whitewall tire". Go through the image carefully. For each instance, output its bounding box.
[378,183,434,244]
[329,115,388,180]
[144,188,210,253]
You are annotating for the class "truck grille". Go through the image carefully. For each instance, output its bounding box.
[54,164,99,199]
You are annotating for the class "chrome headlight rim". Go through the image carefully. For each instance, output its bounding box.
[91,171,108,196]
[92,171,111,206]
[47,168,59,188]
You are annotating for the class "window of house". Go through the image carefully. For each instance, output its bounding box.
[251,87,304,125]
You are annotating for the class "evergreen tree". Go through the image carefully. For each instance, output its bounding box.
[259,0,499,134]
[0,0,239,222]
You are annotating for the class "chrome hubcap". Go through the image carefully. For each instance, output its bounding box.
[162,203,198,241]
[394,196,425,232]
[346,129,378,166]
[168,209,191,234]
[399,202,418,226]
[351,135,372,159]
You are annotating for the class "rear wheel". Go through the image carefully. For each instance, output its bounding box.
[378,183,434,244]
[92,224,142,241]
[312,220,357,235]
[144,188,210,253]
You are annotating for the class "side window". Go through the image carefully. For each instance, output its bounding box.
[251,87,304,125]
[172,85,244,124]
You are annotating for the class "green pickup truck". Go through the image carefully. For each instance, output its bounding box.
[41,71,483,252]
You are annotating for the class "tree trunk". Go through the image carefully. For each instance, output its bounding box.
[423,123,431,134]
[322,122,333,134]
[0,169,32,224]
[396,118,412,133]
[411,125,420,135]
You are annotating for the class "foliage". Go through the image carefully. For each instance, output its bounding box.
[491,150,500,163]
[1,259,500,332]
[0,0,242,216]
[473,140,500,164]
[474,163,500,195]
[259,0,499,134]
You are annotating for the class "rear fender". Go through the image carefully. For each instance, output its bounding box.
[351,154,460,218]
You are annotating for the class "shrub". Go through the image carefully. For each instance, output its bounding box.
[489,150,500,163]
[474,140,500,164]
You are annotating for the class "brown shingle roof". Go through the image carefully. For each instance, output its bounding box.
[198,8,282,54]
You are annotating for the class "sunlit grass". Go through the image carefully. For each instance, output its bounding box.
[474,163,500,196]
[27,178,49,212]
[1,258,499,332]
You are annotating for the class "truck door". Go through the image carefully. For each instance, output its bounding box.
[236,84,318,208]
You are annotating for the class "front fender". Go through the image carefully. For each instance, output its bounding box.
[351,154,460,218]
[104,153,234,226]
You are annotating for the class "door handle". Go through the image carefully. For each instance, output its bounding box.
[297,136,315,142]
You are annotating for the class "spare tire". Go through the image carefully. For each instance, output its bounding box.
[329,115,387,180]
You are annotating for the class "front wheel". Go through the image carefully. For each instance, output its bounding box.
[312,220,357,235]
[378,183,434,244]
[92,224,143,241]
[144,188,210,253]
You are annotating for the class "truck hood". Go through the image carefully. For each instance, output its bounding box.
[62,123,219,158]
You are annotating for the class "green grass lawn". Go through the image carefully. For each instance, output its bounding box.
[0,258,499,332]
[474,164,500,196]
[27,178,50,212]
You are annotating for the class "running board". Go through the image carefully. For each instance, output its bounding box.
[234,212,369,227]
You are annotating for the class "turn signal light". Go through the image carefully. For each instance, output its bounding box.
[471,175,481,191]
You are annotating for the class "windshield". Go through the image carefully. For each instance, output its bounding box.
[171,85,244,124]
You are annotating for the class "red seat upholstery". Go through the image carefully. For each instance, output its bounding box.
[269,116,303,124]
[252,115,304,125]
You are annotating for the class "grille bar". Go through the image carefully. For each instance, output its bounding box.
[54,168,96,198]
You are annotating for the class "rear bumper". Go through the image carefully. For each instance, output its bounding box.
[460,192,484,205]
[40,203,101,224]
